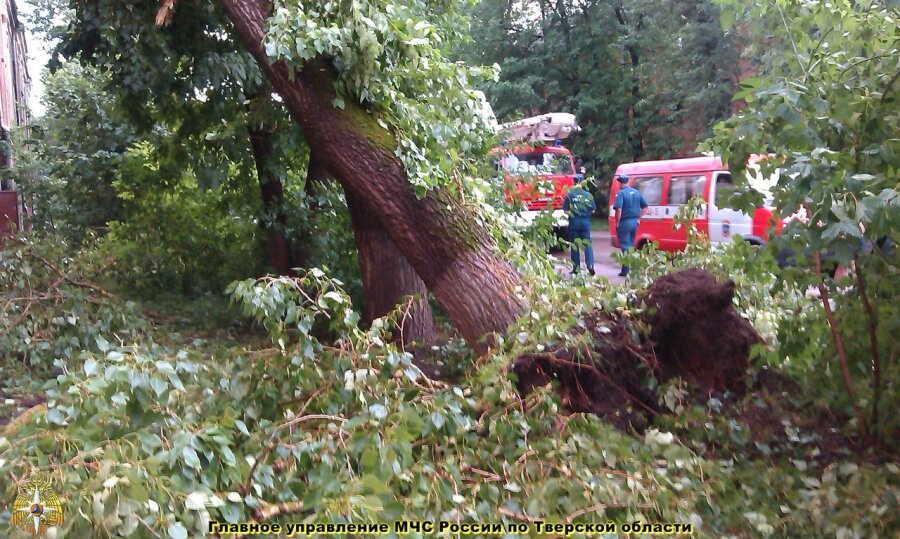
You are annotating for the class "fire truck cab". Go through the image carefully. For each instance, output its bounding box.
[493,113,581,231]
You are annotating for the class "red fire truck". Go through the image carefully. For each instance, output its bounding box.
[493,113,581,232]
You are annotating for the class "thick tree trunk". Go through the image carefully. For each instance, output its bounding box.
[307,153,435,344]
[346,191,436,345]
[248,120,293,275]
[219,0,525,350]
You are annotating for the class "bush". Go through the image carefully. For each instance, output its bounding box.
[101,143,265,297]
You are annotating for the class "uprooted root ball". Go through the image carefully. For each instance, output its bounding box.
[512,311,659,430]
[513,269,761,426]
[644,268,760,394]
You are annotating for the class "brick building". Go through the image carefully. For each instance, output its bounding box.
[0,0,29,235]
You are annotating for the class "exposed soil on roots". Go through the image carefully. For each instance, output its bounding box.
[644,268,760,394]
[513,269,761,429]
[513,310,659,430]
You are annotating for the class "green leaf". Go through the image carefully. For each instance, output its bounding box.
[822,220,862,241]
[149,377,168,397]
[720,6,736,30]
[167,523,188,539]
[185,492,208,511]
[361,474,390,495]
[369,404,388,420]
[183,446,202,469]
[46,407,66,425]
[84,358,99,376]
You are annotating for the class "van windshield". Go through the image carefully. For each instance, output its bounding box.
[505,151,573,176]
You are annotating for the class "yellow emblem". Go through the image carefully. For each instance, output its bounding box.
[10,472,64,537]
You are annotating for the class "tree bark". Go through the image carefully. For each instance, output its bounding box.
[853,257,881,441]
[307,153,435,345]
[219,0,525,350]
[247,116,293,275]
[814,252,868,441]
[346,191,436,345]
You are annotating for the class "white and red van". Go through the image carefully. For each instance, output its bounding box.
[607,155,782,251]
[493,113,581,229]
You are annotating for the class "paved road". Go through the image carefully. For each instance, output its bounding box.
[552,228,627,284]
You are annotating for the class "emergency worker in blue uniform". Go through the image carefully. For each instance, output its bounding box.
[612,174,649,277]
[563,180,596,275]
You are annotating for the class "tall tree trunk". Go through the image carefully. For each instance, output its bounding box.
[307,153,435,345]
[615,5,645,160]
[247,117,293,275]
[219,0,525,350]
[346,192,436,345]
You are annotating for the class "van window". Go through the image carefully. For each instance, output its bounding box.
[631,176,663,205]
[668,175,706,205]
[715,173,734,207]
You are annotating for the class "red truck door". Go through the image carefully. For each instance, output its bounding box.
[658,173,710,250]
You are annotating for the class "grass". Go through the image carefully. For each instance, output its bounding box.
[591,215,610,232]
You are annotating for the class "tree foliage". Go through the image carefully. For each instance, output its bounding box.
[265,0,500,195]
[460,0,741,177]
[15,63,134,242]
[48,0,328,275]
[1,237,896,537]
[0,0,897,537]
[705,0,899,441]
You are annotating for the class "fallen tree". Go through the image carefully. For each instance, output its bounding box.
[218,0,525,349]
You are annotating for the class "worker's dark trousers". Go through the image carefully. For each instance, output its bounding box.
[617,218,639,275]
[569,217,594,271]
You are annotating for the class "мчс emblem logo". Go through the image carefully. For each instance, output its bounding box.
[10,472,64,537]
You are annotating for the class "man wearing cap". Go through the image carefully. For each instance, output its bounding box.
[612,175,649,277]
[563,179,596,275]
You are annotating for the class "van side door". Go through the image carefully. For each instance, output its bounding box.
[630,175,665,248]
[708,171,753,243]
[661,173,708,250]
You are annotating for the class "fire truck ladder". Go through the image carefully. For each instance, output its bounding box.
[499,113,581,143]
